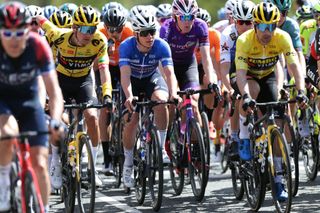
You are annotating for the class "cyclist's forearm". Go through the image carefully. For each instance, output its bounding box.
[120,66,133,99]
[200,46,218,84]
[297,50,306,76]
[288,63,305,91]
[236,69,250,96]
[220,62,233,92]
[163,65,178,97]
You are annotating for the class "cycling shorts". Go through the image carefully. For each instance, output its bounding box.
[0,99,48,147]
[174,58,200,90]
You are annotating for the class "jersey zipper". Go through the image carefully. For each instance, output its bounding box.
[140,53,147,79]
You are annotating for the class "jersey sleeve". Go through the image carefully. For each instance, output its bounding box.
[210,29,220,62]
[235,34,248,71]
[119,39,132,67]
[34,34,55,74]
[96,33,109,67]
[280,31,299,65]
[197,19,209,47]
[158,39,173,67]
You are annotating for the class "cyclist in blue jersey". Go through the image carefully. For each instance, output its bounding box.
[0,2,64,212]
[119,6,180,188]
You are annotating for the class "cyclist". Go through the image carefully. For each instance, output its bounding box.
[213,0,236,33]
[37,5,111,188]
[0,2,64,212]
[296,4,313,24]
[219,0,255,160]
[119,6,179,188]
[156,3,172,27]
[160,0,218,124]
[26,5,44,34]
[235,2,306,201]
[96,7,133,175]
[101,2,125,17]
[59,2,78,16]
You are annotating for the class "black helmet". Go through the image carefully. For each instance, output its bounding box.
[103,8,126,27]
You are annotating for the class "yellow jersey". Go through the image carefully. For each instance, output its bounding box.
[235,28,297,79]
[40,19,109,77]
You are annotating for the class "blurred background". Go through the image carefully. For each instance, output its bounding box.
[2,0,301,24]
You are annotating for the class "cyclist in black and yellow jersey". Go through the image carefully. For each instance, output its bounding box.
[37,5,112,188]
[236,2,306,201]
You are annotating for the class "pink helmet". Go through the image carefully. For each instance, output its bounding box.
[172,0,198,16]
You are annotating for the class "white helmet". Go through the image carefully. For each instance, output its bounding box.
[197,8,211,23]
[225,0,238,15]
[233,0,255,20]
[172,0,199,16]
[156,3,172,18]
[26,5,43,17]
[130,5,157,32]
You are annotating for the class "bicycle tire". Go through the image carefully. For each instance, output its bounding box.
[188,118,206,202]
[10,153,22,212]
[200,112,211,184]
[168,119,185,196]
[220,136,230,174]
[111,117,124,188]
[148,125,163,212]
[77,134,95,213]
[302,135,319,181]
[23,171,43,213]
[61,139,76,213]
[269,127,292,213]
[230,161,244,200]
[280,115,299,197]
[134,126,146,205]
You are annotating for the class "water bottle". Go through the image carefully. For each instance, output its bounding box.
[68,140,77,166]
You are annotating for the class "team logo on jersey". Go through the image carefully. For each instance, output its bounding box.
[247,56,279,70]
[230,33,237,41]
[285,51,296,56]
[54,37,65,46]
[221,42,229,51]
[92,39,100,46]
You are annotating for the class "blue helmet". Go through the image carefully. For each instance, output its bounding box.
[43,5,58,19]
[217,7,226,20]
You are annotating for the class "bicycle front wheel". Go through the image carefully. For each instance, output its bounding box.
[301,135,319,181]
[269,127,292,213]
[200,111,210,182]
[188,118,206,202]
[111,117,124,188]
[23,171,44,213]
[77,134,96,213]
[148,125,163,211]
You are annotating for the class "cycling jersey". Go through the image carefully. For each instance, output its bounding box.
[98,22,134,66]
[160,18,209,64]
[40,19,109,77]
[195,27,220,64]
[220,24,238,64]
[279,17,302,50]
[119,37,173,78]
[300,19,317,56]
[0,32,54,99]
[236,28,297,79]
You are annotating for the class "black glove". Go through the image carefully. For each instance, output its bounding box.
[242,93,256,112]
[296,89,308,105]
[103,95,113,110]
[208,83,222,102]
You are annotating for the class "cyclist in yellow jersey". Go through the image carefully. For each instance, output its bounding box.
[236,2,306,202]
[37,5,112,188]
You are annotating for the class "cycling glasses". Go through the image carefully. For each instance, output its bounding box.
[139,29,157,37]
[107,26,124,33]
[78,26,97,35]
[178,14,195,22]
[1,28,28,40]
[255,23,277,32]
[236,20,253,26]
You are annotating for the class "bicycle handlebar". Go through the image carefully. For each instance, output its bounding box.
[64,102,110,110]
[0,131,50,141]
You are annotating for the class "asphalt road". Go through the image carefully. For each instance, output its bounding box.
[49,149,320,213]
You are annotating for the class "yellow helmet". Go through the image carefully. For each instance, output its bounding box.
[253,2,280,24]
[73,5,100,26]
[50,11,72,28]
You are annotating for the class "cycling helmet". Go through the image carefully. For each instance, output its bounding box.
[101,2,124,15]
[26,5,43,17]
[313,2,320,14]
[197,8,211,23]
[156,3,172,19]
[0,1,31,28]
[59,3,78,15]
[225,0,238,15]
[270,0,292,12]
[73,5,100,26]
[130,5,156,32]
[50,10,72,28]
[217,7,226,20]
[296,5,313,20]
[43,5,58,19]
[253,2,280,24]
[103,8,127,27]
[233,0,255,21]
[172,0,199,16]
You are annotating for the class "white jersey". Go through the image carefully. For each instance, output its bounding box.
[220,24,238,64]
[212,19,229,33]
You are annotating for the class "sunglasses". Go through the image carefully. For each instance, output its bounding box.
[1,28,28,39]
[78,26,97,35]
[106,26,123,33]
[178,14,195,22]
[255,23,277,32]
[139,29,157,37]
[236,20,253,26]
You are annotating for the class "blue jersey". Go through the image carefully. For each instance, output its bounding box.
[280,17,302,50]
[119,37,173,79]
[0,32,54,99]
